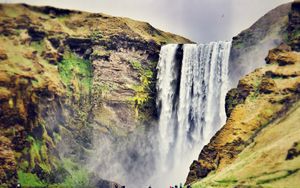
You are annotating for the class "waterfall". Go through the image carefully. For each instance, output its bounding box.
[154,41,231,186]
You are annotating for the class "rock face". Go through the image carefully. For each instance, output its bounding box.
[186,1,300,187]
[288,1,300,51]
[0,3,191,187]
[229,2,291,86]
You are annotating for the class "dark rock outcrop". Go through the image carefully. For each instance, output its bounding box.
[65,37,93,55]
[288,1,300,51]
[286,142,300,160]
[28,27,46,41]
[22,3,79,16]
[0,136,17,186]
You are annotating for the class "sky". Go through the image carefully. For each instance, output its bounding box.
[1,0,292,43]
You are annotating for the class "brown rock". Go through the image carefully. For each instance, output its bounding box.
[42,51,63,65]
[0,49,8,61]
[286,142,300,160]
[0,136,17,186]
[28,27,46,41]
[259,77,277,94]
[23,51,38,61]
[266,48,299,66]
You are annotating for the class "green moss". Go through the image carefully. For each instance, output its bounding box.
[234,41,245,49]
[51,158,90,188]
[94,81,116,96]
[53,132,62,143]
[58,53,93,95]
[19,161,29,171]
[127,60,156,118]
[91,49,111,58]
[128,74,151,106]
[90,30,103,40]
[27,136,42,168]
[26,126,52,174]
[18,171,46,187]
[130,60,142,70]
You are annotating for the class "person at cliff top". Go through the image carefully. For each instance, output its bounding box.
[180,183,183,188]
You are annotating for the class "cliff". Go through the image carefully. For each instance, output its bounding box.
[229,2,291,86]
[0,3,191,187]
[186,1,300,187]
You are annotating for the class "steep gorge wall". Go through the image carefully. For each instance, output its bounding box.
[0,4,191,187]
[186,1,300,187]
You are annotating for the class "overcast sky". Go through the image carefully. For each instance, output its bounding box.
[1,0,292,42]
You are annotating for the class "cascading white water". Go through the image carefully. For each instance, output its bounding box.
[154,41,231,187]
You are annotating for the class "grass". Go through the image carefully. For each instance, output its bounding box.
[27,136,42,168]
[18,158,91,188]
[26,122,54,174]
[51,158,90,188]
[191,102,300,188]
[31,41,45,54]
[18,171,46,187]
[256,169,300,184]
[90,30,103,41]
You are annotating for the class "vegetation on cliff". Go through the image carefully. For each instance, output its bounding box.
[186,1,300,187]
[0,3,191,187]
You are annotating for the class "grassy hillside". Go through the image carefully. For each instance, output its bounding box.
[193,101,300,187]
[186,1,300,187]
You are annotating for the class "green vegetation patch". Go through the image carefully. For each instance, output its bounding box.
[58,53,93,95]
[130,60,142,70]
[26,135,51,173]
[52,158,90,188]
[128,60,155,116]
[18,171,46,187]
[256,169,300,185]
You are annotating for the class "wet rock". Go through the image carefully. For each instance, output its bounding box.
[96,179,123,188]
